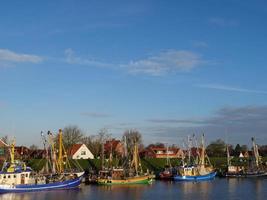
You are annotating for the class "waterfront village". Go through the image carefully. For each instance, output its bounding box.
[0,124,266,193]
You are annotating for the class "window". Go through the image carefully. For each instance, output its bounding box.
[3,176,6,179]
[0,148,4,155]
[81,151,86,155]
[14,175,16,178]
[26,174,28,177]
[8,175,10,179]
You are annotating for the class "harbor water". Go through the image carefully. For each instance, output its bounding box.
[1,178,267,200]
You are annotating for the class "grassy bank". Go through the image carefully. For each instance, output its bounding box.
[27,157,267,173]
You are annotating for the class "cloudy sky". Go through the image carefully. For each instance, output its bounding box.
[1,0,267,146]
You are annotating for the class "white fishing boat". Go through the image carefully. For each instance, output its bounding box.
[0,129,84,193]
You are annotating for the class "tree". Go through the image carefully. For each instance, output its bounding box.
[61,125,84,150]
[147,143,165,149]
[81,128,110,158]
[234,144,242,156]
[29,144,38,150]
[241,145,248,152]
[206,139,226,157]
[122,129,143,157]
[259,145,267,156]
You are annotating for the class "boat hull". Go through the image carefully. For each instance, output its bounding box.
[158,172,173,180]
[173,171,217,181]
[225,171,267,178]
[97,175,152,185]
[0,176,83,193]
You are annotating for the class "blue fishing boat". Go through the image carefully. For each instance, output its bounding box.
[0,175,83,193]
[0,129,84,193]
[174,134,216,182]
[173,167,216,181]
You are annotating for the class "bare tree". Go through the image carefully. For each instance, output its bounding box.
[122,129,143,157]
[81,128,110,158]
[29,144,38,150]
[61,125,84,150]
[81,135,99,157]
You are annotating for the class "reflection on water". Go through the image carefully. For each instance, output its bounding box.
[176,180,214,200]
[1,179,267,200]
[1,188,81,200]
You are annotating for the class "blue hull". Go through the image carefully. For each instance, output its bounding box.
[0,176,82,193]
[173,171,217,181]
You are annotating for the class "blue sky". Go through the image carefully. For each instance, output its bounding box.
[1,0,267,146]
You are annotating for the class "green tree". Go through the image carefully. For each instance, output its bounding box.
[234,144,242,156]
[206,139,226,157]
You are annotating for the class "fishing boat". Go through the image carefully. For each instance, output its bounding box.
[0,129,84,193]
[97,140,152,185]
[173,134,217,181]
[225,137,267,178]
[158,144,175,180]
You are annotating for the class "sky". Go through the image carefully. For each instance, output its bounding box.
[1,0,267,147]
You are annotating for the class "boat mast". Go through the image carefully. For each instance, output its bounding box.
[131,141,141,175]
[181,141,186,167]
[200,134,205,166]
[10,141,15,165]
[101,141,105,170]
[251,137,260,168]
[47,131,57,174]
[187,135,191,165]
[109,140,113,169]
[226,144,231,166]
[41,131,49,173]
[166,143,171,167]
[7,140,16,173]
[58,129,64,173]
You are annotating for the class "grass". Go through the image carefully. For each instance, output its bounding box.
[26,157,267,173]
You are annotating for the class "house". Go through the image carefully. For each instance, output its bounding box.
[104,139,124,157]
[69,144,94,159]
[239,151,251,158]
[140,147,184,158]
[29,149,47,159]
[15,146,30,159]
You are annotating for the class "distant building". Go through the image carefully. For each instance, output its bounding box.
[29,149,46,159]
[15,146,30,159]
[140,147,184,158]
[69,144,94,159]
[239,151,251,158]
[104,139,124,157]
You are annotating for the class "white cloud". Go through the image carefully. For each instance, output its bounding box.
[81,112,111,118]
[64,48,114,68]
[64,48,209,76]
[196,84,267,95]
[121,50,205,76]
[209,17,239,27]
[192,41,208,48]
[0,49,43,63]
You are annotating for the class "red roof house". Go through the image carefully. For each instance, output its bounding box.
[69,144,94,159]
[140,147,184,158]
[104,139,124,157]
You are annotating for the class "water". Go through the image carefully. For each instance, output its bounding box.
[1,178,267,200]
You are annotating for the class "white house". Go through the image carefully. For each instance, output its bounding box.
[69,144,94,159]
